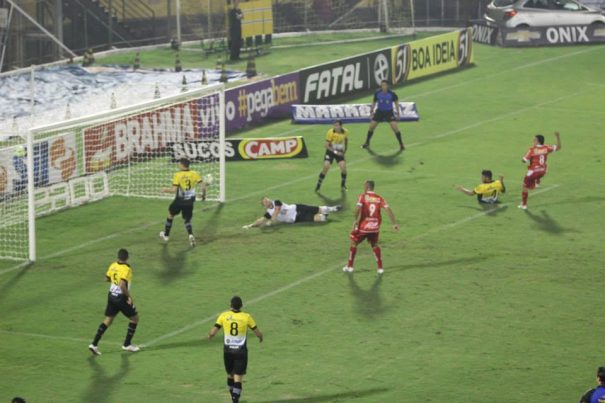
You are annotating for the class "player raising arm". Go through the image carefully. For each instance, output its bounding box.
[456,170,505,204]
[315,120,349,192]
[159,158,207,245]
[343,180,399,275]
[243,197,341,228]
[208,296,263,403]
[519,132,561,210]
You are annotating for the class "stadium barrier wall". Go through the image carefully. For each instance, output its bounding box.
[225,28,473,131]
[171,136,308,161]
[470,20,605,47]
[291,102,420,124]
[225,72,300,132]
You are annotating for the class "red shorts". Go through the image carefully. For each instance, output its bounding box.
[350,230,379,246]
[523,170,546,190]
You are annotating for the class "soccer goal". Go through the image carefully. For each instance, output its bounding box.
[0,83,225,262]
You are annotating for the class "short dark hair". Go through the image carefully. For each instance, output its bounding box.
[334,119,343,126]
[535,134,545,145]
[366,180,375,190]
[231,296,243,311]
[179,158,191,168]
[12,398,26,403]
[481,170,493,179]
[597,367,605,383]
[117,248,129,261]
[381,80,389,85]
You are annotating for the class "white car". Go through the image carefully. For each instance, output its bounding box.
[485,0,605,27]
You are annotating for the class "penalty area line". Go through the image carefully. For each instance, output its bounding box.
[3,184,561,347]
[143,184,561,348]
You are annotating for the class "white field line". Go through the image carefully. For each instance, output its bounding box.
[1,184,561,347]
[0,87,588,277]
[142,184,561,347]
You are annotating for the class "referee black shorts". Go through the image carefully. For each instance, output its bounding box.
[224,349,248,375]
[169,200,194,221]
[104,293,138,318]
[295,204,320,223]
[372,110,396,123]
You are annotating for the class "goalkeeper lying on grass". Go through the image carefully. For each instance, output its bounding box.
[243,197,342,228]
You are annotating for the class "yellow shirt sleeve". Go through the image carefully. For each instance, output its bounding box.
[325,129,333,142]
[473,184,485,195]
[119,265,132,284]
[215,312,226,328]
[495,180,504,192]
[194,171,202,185]
[172,172,180,187]
[247,314,257,329]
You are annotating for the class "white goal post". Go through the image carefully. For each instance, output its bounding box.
[0,83,225,262]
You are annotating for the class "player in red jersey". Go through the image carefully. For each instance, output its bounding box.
[519,132,561,210]
[343,180,399,275]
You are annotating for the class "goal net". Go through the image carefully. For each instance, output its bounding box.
[0,84,225,262]
[0,137,31,261]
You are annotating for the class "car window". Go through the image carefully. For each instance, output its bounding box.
[524,0,552,9]
[494,0,517,6]
[554,0,582,10]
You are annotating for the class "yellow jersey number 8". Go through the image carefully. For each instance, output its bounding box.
[230,322,239,336]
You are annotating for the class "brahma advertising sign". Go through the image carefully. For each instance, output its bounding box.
[171,136,308,162]
[83,96,219,173]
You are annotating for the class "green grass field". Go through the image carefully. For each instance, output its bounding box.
[1,35,605,402]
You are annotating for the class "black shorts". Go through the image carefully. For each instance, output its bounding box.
[372,110,396,123]
[295,204,320,223]
[224,348,248,375]
[104,293,138,318]
[324,150,345,164]
[169,200,194,220]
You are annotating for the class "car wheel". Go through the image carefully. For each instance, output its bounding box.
[590,21,605,26]
[516,24,530,28]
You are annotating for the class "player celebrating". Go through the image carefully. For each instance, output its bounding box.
[343,180,399,275]
[315,120,349,192]
[159,158,206,245]
[88,249,140,355]
[208,296,263,403]
[456,170,506,204]
[519,132,562,210]
[243,197,341,228]
[361,80,405,150]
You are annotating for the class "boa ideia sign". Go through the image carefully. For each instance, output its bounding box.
[171,136,308,162]
[299,29,473,103]
[291,102,420,124]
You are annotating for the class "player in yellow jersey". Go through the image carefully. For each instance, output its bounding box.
[208,296,263,403]
[89,249,140,355]
[456,170,506,204]
[159,158,206,246]
[315,120,349,192]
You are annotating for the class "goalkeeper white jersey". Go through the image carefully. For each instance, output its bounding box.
[266,200,297,223]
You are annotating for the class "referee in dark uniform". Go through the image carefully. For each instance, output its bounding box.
[362,80,405,151]
[580,366,605,403]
